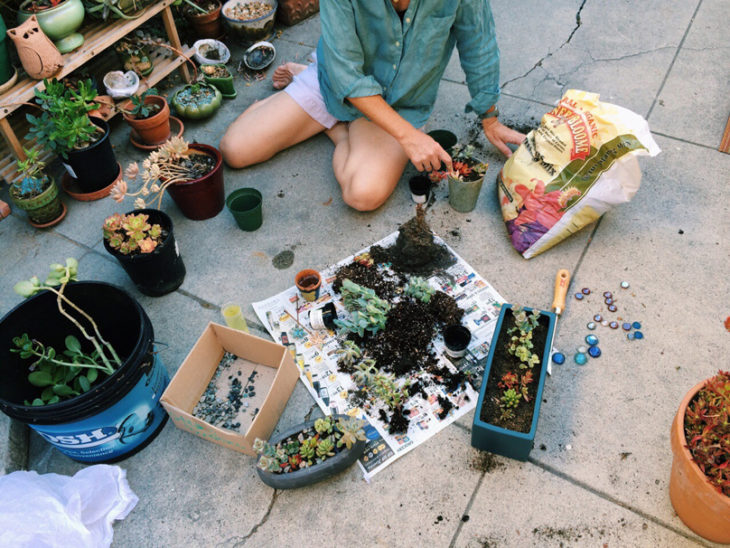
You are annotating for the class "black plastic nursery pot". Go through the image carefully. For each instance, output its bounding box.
[104,209,186,297]
[64,117,119,194]
[443,325,471,358]
[0,282,170,462]
[471,304,555,461]
[256,415,367,489]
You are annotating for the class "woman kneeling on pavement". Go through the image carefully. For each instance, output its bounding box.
[219,0,525,211]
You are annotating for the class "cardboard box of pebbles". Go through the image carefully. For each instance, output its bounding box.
[161,323,298,455]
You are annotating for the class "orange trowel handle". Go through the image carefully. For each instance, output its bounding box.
[552,269,571,316]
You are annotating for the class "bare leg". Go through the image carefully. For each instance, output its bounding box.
[219,92,327,168]
[331,118,410,211]
[272,62,308,90]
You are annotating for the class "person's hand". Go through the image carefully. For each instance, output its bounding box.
[482,118,526,157]
[399,128,453,172]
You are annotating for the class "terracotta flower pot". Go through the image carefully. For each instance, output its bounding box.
[165,143,225,220]
[294,269,321,302]
[669,379,730,543]
[185,0,222,39]
[122,96,171,146]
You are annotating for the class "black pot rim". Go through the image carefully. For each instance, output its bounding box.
[444,324,471,351]
[67,116,111,157]
[409,175,431,195]
[103,208,174,262]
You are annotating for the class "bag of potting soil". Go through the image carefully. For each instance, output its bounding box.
[498,89,661,259]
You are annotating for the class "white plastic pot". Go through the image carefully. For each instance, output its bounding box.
[102,70,140,99]
[192,39,231,65]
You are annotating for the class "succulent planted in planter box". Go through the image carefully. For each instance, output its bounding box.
[506,306,541,369]
[254,415,367,474]
[110,136,217,209]
[11,259,122,405]
[684,370,730,497]
[103,212,163,255]
[334,279,390,337]
[26,78,104,158]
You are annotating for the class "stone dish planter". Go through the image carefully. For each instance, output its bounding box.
[256,415,367,489]
[222,0,277,43]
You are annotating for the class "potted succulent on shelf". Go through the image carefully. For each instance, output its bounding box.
[121,88,173,146]
[669,370,730,543]
[431,143,488,213]
[110,136,224,220]
[254,415,368,489]
[221,0,276,42]
[471,304,556,461]
[0,259,170,462]
[9,148,66,227]
[170,82,222,120]
[83,0,154,20]
[17,0,85,54]
[103,210,186,296]
[182,0,222,39]
[26,78,120,198]
[201,64,235,98]
[115,37,154,77]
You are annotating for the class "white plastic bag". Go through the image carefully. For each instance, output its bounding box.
[0,465,138,548]
[499,90,661,258]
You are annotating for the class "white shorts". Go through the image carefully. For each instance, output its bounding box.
[283,53,339,129]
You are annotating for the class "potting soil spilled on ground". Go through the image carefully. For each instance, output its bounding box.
[192,351,275,432]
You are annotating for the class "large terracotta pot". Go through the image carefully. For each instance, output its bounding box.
[185,0,222,39]
[669,379,730,544]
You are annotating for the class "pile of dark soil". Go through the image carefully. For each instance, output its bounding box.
[332,261,401,301]
[175,151,216,180]
[370,206,455,276]
[478,309,549,433]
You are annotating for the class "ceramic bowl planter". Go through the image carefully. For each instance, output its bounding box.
[471,304,556,461]
[103,209,186,297]
[192,39,230,65]
[171,83,222,120]
[18,0,85,54]
[122,95,171,146]
[669,375,730,543]
[0,279,169,463]
[166,143,225,220]
[222,0,277,43]
[226,188,262,230]
[10,176,65,228]
[242,40,275,71]
[201,64,235,98]
[295,269,321,302]
[184,0,222,39]
[254,415,367,489]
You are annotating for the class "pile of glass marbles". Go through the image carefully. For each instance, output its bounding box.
[552,281,645,366]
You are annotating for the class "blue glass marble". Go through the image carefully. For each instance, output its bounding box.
[574,292,584,300]
[608,304,618,312]
[627,333,635,340]
[594,314,603,322]
[601,320,609,327]
[622,323,632,331]
[605,297,613,305]
[587,322,596,330]
[609,321,619,329]
[620,281,630,289]
[603,291,612,298]
[634,331,644,339]
[578,345,587,354]
[585,334,599,346]
[588,346,601,358]
[552,352,566,365]
[632,321,642,329]
[574,352,588,365]
[581,287,591,295]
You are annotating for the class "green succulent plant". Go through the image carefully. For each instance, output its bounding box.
[334,279,390,337]
[404,276,435,303]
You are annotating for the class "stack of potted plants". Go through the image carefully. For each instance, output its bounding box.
[27,78,121,200]
[8,148,66,227]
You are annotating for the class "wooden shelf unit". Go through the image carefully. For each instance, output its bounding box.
[0,0,192,171]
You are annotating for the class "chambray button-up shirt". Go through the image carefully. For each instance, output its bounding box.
[316,0,500,128]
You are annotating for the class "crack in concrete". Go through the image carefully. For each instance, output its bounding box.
[303,403,318,422]
[232,489,279,546]
[501,0,588,89]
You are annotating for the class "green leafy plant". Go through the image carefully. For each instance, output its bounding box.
[314,416,334,435]
[506,306,541,369]
[335,340,362,367]
[123,87,161,119]
[103,212,163,255]
[684,370,730,497]
[11,148,50,200]
[11,259,121,405]
[352,359,378,386]
[26,79,103,158]
[334,279,390,337]
[316,437,335,458]
[404,276,435,303]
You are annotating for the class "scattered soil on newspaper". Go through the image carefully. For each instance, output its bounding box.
[478,308,550,433]
[370,205,455,276]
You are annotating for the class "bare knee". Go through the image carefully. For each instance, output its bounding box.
[219,130,272,169]
[340,174,393,212]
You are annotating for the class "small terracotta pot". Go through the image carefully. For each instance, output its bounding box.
[669,379,730,543]
[186,0,222,39]
[88,95,115,120]
[295,269,321,302]
[122,96,171,146]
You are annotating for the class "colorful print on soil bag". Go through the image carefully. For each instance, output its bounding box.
[499,90,661,259]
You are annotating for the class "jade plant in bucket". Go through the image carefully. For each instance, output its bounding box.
[9,148,65,227]
[26,78,119,194]
[12,259,122,405]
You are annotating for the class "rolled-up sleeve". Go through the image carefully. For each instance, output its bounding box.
[319,0,383,104]
[454,0,500,116]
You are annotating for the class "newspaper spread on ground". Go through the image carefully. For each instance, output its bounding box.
[252,230,505,480]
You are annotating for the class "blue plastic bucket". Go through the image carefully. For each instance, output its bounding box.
[0,282,169,462]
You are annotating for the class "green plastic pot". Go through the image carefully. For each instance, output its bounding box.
[448,174,484,213]
[226,188,262,231]
[201,64,236,99]
[10,177,64,226]
[171,83,223,120]
[18,0,85,54]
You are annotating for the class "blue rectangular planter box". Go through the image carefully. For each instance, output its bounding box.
[471,304,556,461]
